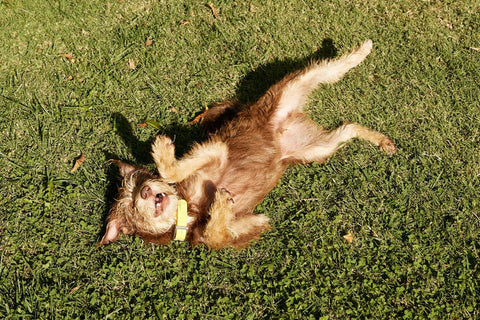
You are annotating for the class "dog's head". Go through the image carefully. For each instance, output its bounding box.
[98,160,179,246]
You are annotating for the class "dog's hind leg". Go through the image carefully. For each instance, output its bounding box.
[280,117,396,164]
[270,39,373,130]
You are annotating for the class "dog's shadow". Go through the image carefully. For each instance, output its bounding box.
[99,39,338,239]
[235,38,337,104]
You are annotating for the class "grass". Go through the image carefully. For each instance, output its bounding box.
[0,0,479,318]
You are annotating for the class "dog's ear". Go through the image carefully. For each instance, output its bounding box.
[97,218,121,247]
[97,217,134,247]
[110,160,136,177]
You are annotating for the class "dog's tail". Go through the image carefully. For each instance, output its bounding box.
[270,39,373,127]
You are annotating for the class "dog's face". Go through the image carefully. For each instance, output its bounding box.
[98,160,178,246]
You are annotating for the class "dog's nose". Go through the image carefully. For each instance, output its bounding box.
[141,186,151,199]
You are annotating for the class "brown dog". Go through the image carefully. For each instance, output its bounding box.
[98,40,396,249]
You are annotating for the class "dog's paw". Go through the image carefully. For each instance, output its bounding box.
[151,135,178,180]
[359,39,373,54]
[152,135,175,156]
[217,188,235,205]
[380,138,397,155]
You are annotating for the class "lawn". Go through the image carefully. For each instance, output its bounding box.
[0,0,479,318]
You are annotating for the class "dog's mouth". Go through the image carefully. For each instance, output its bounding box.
[140,185,169,217]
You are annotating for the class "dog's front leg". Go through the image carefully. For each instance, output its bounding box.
[203,189,271,249]
[151,135,178,180]
[151,135,229,183]
[203,188,236,249]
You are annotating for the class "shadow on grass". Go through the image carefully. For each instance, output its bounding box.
[235,38,337,104]
[109,38,337,162]
[99,38,338,238]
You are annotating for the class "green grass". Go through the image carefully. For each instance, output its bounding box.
[1,0,479,318]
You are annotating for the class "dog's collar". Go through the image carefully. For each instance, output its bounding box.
[173,199,188,241]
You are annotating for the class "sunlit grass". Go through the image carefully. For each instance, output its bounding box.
[0,0,479,318]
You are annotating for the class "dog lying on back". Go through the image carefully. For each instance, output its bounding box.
[98,39,396,249]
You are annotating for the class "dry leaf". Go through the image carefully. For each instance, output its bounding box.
[59,53,75,63]
[208,3,218,19]
[188,106,209,125]
[69,286,81,294]
[138,122,148,128]
[180,20,191,26]
[343,231,354,243]
[145,37,153,46]
[71,153,86,173]
[128,58,136,70]
[169,107,179,113]
[59,53,73,60]
[67,75,74,81]
[469,47,480,52]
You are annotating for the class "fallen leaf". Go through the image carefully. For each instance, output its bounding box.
[128,58,136,70]
[469,47,480,52]
[145,120,162,130]
[67,75,74,81]
[169,107,179,113]
[69,286,81,294]
[180,20,191,26]
[188,106,209,125]
[145,37,153,46]
[343,231,354,243]
[71,153,86,173]
[208,3,218,19]
[138,121,162,129]
[59,53,75,63]
[59,53,73,59]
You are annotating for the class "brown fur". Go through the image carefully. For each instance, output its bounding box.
[98,40,396,249]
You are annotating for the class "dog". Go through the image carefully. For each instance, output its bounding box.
[98,39,396,249]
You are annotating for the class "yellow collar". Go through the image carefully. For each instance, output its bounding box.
[174,199,188,241]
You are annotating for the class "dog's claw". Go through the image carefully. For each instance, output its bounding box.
[219,188,234,204]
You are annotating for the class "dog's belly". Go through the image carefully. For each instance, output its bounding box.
[217,150,286,214]
[206,115,287,213]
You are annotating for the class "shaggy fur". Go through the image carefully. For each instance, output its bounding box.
[98,39,396,249]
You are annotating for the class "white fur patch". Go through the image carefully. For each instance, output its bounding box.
[272,40,373,129]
